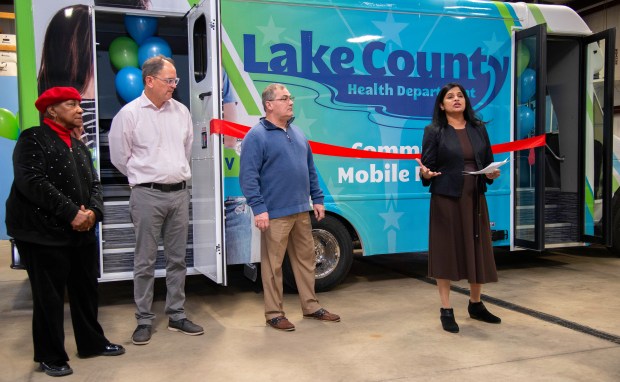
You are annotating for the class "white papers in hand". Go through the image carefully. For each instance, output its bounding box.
[463,158,509,175]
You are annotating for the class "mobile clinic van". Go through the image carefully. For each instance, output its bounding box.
[11,0,616,291]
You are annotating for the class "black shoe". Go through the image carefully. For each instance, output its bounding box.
[38,361,73,377]
[100,343,126,356]
[78,343,126,358]
[468,301,501,324]
[440,308,460,333]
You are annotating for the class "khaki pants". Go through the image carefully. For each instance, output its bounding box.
[261,212,321,320]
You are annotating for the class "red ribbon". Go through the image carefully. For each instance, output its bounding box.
[211,119,249,139]
[210,119,546,159]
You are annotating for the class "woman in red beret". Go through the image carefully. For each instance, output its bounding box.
[5,87,125,377]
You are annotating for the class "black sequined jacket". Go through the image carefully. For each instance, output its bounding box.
[5,124,103,247]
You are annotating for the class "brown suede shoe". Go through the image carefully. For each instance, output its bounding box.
[303,308,341,322]
[266,316,295,331]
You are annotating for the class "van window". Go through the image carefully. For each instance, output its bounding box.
[193,14,207,82]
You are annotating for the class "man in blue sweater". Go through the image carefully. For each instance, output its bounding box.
[240,83,340,331]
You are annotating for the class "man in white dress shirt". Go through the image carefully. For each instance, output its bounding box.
[109,55,203,345]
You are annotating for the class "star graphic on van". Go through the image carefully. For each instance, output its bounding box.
[372,12,408,47]
[294,109,317,138]
[256,17,286,45]
[326,178,344,197]
[483,32,504,55]
[378,204,404,230]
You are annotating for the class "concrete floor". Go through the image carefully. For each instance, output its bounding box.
[1,240,619,382]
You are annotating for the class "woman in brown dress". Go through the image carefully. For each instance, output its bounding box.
[416,83,501,333]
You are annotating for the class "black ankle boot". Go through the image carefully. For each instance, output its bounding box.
[440,308,459,333]
[468,301,501,323]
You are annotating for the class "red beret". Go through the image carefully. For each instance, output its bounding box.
[35,87,82,113]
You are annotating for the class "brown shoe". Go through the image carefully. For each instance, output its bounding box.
[303,308,340,322]
[266,316,295,331]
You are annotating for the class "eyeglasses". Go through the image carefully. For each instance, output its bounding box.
[151,76,180,86]
[269,96,295,102]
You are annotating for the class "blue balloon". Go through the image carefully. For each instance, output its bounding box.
[115,67,144,103]
[124,15,158,45]
[138,37,172,67]
[519,68,536,103]
[518,105,535,133]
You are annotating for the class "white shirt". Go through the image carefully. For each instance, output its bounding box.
[108,92,193,186]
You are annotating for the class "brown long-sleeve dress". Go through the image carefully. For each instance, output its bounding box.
[428,127,498,283]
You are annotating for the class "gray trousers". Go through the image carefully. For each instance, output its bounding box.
[129,186,190,325]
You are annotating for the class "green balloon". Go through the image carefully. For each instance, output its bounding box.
[0,108,19,140]
[517,42,530,77]
[109,36,139,70]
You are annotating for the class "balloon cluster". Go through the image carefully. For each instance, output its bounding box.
[0,108,19,141]
[517,41,536,133]
[109,16,172,103]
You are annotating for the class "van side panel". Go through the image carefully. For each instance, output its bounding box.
[222,0,515,255]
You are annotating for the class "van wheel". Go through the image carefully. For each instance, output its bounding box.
[283,215,353,292]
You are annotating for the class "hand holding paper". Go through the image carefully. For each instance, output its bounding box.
[463,158,509,175]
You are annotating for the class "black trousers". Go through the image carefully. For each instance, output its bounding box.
[16,240,109,363]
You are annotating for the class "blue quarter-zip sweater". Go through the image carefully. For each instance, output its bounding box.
[239,117,324,219]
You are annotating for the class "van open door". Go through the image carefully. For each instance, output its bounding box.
[513,23,615,251]
[187,0,226,284]
[579,29,615,246]
[513,24,547,251]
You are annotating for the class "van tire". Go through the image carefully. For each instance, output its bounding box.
[283,215,353,292]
